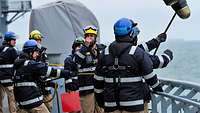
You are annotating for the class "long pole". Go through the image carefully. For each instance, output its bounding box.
[153,13,177,55]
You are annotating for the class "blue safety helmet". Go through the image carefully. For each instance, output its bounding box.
[23,40,41,53]
[114,18,140,38]
[4,31,17,41]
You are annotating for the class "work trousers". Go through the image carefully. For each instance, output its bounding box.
[43,94,53,112]
[80,93,103,113]
[0,85,17,113]
[144,101,149,113]
[25,103,49,113]
[105,110,144,113]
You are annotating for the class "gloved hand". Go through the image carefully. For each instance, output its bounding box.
[39,46,47,53]
[45,81,58,88]
[156,33,167,43]
[152,84,163,93]
[164,49,173,60]
[65,81,79,91]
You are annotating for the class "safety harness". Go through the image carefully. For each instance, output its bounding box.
[103,45,139,107]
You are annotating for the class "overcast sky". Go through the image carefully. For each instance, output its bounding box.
[8,0,200,44]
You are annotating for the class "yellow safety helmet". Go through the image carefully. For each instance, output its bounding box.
[83,25,98,36]
[29,30,43,40]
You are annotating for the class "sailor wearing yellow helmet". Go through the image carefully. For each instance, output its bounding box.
[73,25,106,113]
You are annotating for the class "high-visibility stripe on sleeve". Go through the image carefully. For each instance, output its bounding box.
[65,79,73,84]
[18,96,43,106]
[72,77,78,80]
[56,69,61,77]
[129,46,137,55]
[143,72,155,80]
[94,75,104,81]
[46,67,52,77]
[141,43,149,52]
[76,51,85,59]
[94,88,104,93]
[163,53,172,61]
[104,47,109,55]
[3,47,9,52]
[158,56,164,68]
[151,80,160,88]
[24,60,30,66]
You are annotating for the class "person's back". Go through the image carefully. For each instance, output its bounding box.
[95,18,163,113]
[97,41,160,112]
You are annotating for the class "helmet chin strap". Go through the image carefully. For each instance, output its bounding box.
[130,36,138,46]
[129,28,138,46]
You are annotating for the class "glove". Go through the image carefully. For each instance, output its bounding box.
[39,47,47,53]
[152,84,163,93]
[156,33,167,43]
[65,81,79,91]
[69,71,77,78]
[45,81,58,88]
[164,49,173,60]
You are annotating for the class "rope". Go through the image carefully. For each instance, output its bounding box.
[55,85,61,113]
[43,83,58,103]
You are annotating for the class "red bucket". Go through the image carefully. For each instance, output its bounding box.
[61,92,81,112]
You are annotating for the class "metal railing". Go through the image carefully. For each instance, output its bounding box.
[151,78,200,113]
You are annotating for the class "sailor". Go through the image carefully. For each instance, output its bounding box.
[64,37,85,92]
[137,34,173,113]
[29,30,54,112]
[94,18,164,113]
[0,31,18,113]
[13,40,73,113]
[74,25,106,113]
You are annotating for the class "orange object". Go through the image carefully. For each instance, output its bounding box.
[61,92,81,112]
